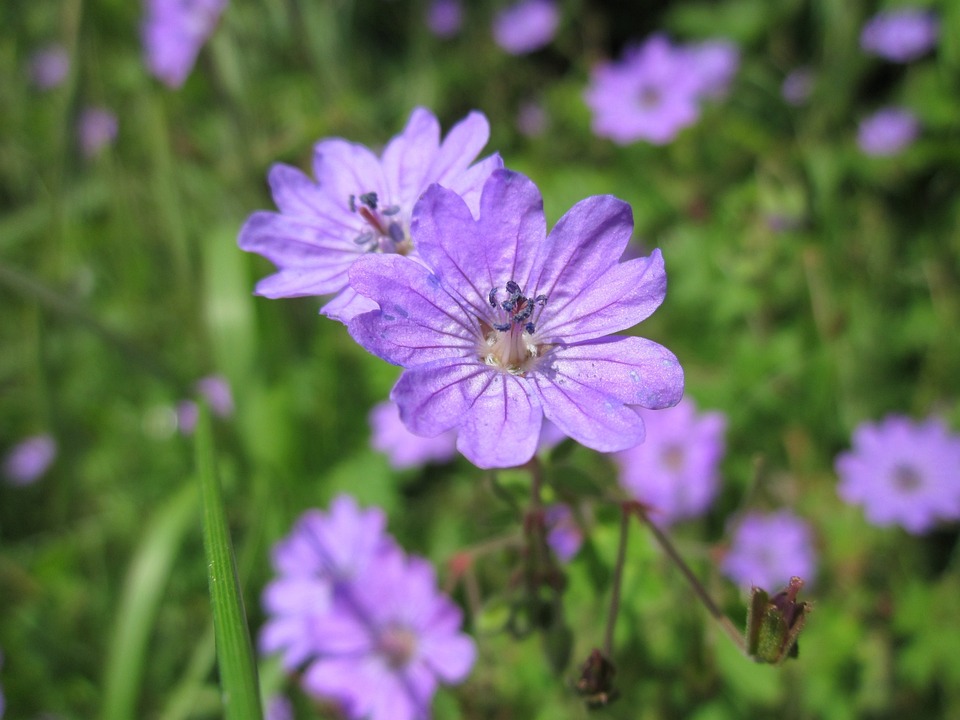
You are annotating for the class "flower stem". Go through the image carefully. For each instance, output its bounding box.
[630,503,745,653]
[603,503,631,657]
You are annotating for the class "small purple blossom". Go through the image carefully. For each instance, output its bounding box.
[426,0,463,39]
[265,695,293,720]
[722,511,816,592]
[781,67,814,106]
[835,415,960,534]
[3,435,57,486]
[348,169,684,469]
[238,107,502,323]
[613,397,726,526]
[517,101,548,138]
[370,400,458,469]
[78,107,118,159]
[28,45,69,89]
[176,374,234,434]
[142,0,228,88]
[860,8,939,63]
[492,0,560,55]
[262,496,475,720]
[584,35,737,146]
[857,107,920,156]
[545,504,582,562]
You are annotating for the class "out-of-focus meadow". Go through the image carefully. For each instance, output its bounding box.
[3,0,960,718]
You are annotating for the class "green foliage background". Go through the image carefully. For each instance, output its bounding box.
[2,0,960,718]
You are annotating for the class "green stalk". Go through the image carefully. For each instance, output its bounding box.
[196,406,263,720]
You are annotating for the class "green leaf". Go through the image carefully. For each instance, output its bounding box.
[196,406,263,720]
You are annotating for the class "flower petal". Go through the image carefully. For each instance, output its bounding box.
[381,107,441,207]
[267,163,346,220]
[391,359,494,437]
[428,111,492,187]
[320,286,379,323]
[348,254,477,366]
[311,138,388,207]
[442,152,504,216]
[538,250,667,342]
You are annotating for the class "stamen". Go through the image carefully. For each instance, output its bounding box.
[493,321,512,332]
[359,192,378,210]
[348,194,356,212]
[354,231,375,246]
[382,205,401,216]
[488,287,500,308]
[387,222,405,244]
[524,322,536,334]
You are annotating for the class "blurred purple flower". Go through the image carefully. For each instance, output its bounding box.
[3,434,56,486]
[781,67,814,106]
[545,504,582,562]
[78,107,118,158]
[860,8,938,63]
[584,35,737,145]
[370,400,458,469]
[835,415,960,534]
[239,107,502,323]
[347,169,684,469]
[142,0,228,88]
[492,0,559,55]
[196,374,234,417]
[516,100,548,138]
[426,0,463,39]
[265,695,293,720]
[857,107,919,156]
[262,496,475,720]
[28,45,69,89]
[722,511,816,591]
[614,397,726,526]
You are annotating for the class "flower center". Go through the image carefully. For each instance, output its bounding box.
[638,86,662,110]
[892,464,922,492]
[479,280,549,376]
[661,444,685,472]
[378,624,418,669]
[349,191,412,255]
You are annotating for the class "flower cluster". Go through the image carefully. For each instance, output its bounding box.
[860,8,939,63]
[614,397,726,526]
[584,34,738,145]
[857,107,920,157]
[141,0,228,88]
[492,0,560,55]
[239,107,502,322]
[721,510,817,592]
[835,415,960,534]
[261,495,476,720]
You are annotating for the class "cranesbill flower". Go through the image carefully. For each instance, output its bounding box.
[426,0,463,39]
[370,400,458,469]
[492,0,559,55]
[28,45,69,89]
[613,397,726,525]
[78,107,118,159]
[260,495,396,670]
[857,107,919,156]
[721,511,816,592]
[238,107,502,322]
[302,550,476,720]
[142,0,227,88]
[860,8,939,63]
[835,415,960,534]
[3,435,56,486]
[261,496,475,720]
[348,169,684,469]
[584,35,736,146]
[545,504,582,562]
[781,67,814,106]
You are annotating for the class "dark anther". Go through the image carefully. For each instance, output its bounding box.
[505,280,521,295]
[524,322,536,334]
[382,205,401,216]
[534,294,548,306]
[348,194,356,212]
[488,287,499,308]
[359,192,378,210]
[353,231,375,246]
[501,299,516,312]
[493,322,512,332]
[513,303,534,324]
[387,222,405,244]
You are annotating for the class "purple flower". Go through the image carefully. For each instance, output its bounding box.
[613,397,726,526]
[545,504,582,562]
[77,107,118,158]
[261,496,396,670]
[781,67,814,106]
[28,45,69,89]
[835,415,960,534]
[370,400,458,469]
[176,374,234,434]
[517,100,548,138]
[860,8,939,63]
[347,169,684,469]
[265,695,293,720]
[3,435,56,486]
[584,35,737,146]
[142,0,227,88]
[492,0,559,55]
[426,0,463,39]
[857,107,919,156]
[262,496,475,720]
[238,107,502,323]
[721,511,816,592]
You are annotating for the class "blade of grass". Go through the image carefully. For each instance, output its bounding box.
[101,482,198,720]
[195,405,263,720]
